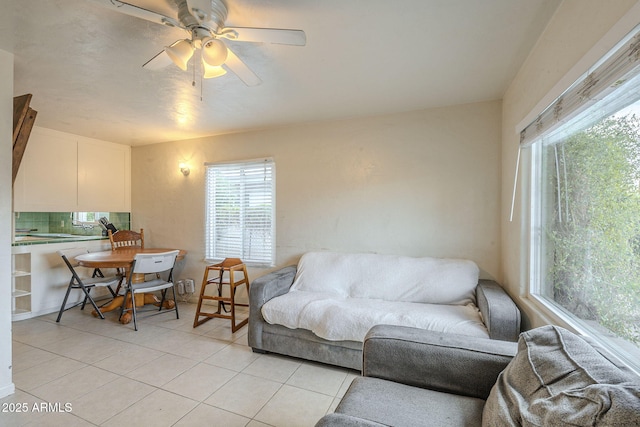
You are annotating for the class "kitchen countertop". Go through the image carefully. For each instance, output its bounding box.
[12,233,108,246]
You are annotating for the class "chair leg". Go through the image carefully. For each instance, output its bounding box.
[80,285,105,319]
[172,284,180,320]
[80,287,90,310]
[118,289,129,322]
[56,281,75,322]
[193,267,211,327]
[114,269,125,295]
[131,291,138,331]
[230,283,236,331]
[158,289,167,312]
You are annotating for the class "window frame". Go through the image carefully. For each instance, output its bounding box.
[72,212,106,225]
[204,158,276,267]
[521,24,640,375]
[526,139,640,374]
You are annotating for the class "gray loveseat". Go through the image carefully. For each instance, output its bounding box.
[316,325,640,426]
[248,256,521,370]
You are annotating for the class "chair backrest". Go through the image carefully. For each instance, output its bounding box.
[57,248,96,283]
[57,248,90,270]
[131,250,179,275]
[109,228,144,250]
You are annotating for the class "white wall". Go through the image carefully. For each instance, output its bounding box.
[501,0,639,329]
[132,100,502,290]
[0,48,15,398]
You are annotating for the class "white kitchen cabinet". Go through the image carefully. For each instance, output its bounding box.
[78,137,131,212]
[13,127,131,212]
[13,127,78,212]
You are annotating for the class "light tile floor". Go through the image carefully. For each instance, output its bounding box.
[1,303,358,426]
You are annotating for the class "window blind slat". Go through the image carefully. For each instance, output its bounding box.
[205,158,275,266]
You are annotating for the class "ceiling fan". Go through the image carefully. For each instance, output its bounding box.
[91,0,306,86]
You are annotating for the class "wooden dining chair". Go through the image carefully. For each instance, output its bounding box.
[108,228,144,250]
[108,228,144,292]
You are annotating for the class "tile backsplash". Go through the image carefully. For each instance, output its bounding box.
[15,212,131,236]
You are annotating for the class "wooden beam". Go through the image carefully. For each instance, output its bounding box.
[12,107,37,184]
[13,94,32,145]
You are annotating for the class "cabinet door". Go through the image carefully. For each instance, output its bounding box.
[13,127,78,212]
[77,138,131,212]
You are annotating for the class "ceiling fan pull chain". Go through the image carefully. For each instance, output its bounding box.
[192,54,196,88]
[199,50,204,101]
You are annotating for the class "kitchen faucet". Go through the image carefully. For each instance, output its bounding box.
[72,221,94,230]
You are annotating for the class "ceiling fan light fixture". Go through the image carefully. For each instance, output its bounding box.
[202,61,227,79]
[202,38,228,67]
[165,39,195,70]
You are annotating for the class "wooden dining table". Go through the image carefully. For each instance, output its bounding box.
[75,247,187,323]
[75,247,187,272]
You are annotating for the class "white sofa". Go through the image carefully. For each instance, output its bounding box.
[249,252,521,370]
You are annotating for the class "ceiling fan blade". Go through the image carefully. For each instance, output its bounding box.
[224,47,262,86]
[142,48,173,70]
[218,27,306,46]
[89,0,183,29]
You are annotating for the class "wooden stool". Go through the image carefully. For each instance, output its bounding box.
[193,258,250,332]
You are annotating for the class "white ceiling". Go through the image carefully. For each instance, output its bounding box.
[3,0,560,146]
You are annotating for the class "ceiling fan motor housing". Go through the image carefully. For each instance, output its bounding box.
[176,0,228,33]
[208,0,229,30]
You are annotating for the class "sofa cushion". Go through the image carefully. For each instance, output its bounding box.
[262,292,488,341]
[290,251,479,305]
[315,413,387,426]
[335,377,485,427]
[483,325,640,426]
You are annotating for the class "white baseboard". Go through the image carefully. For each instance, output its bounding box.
[0,381,16,399]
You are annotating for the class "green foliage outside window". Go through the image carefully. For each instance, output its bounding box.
[543,115,640,345]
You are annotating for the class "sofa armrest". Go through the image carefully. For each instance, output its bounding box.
[362,325,517,400]
[250,265,297,306]
[477,279,521,342]
[248,265,297,349]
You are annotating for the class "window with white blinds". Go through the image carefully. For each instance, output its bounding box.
[205,158,275,266]
[522,24,640,371]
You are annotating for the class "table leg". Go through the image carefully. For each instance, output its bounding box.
[91,270,175,323]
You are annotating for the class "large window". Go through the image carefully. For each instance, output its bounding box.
[205,158,275,266]
[525,26,640,370]
[72,212,107,224]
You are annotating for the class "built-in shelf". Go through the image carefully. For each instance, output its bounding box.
[13,270,30,277]
[12,253,31,319]
[12,289,31,298]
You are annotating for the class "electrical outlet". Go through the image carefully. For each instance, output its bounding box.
[184,279,195,294]
[176,280,185,295]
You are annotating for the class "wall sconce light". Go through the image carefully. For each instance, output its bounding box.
[179,163,190,176]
